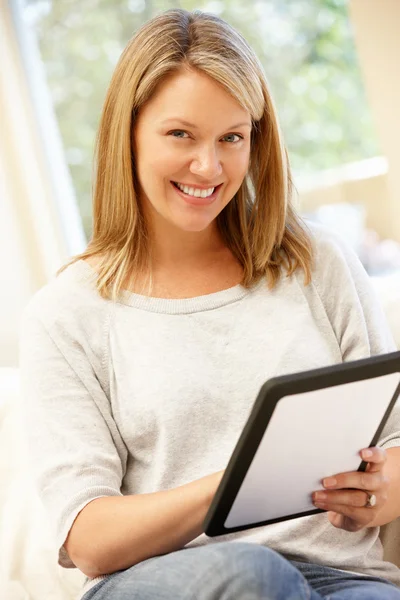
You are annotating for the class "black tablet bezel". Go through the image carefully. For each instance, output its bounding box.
[203,351,400,537]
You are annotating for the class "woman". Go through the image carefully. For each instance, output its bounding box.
[19,8,400,600]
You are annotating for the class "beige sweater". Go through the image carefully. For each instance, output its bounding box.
[19,223,400,598]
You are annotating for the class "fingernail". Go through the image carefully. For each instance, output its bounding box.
[323,477,337,488]
[362,449,373,458]
[314,492,327,501]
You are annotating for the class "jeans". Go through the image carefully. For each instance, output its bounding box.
[81,542,400,599]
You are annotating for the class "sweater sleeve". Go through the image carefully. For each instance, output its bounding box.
[308,222,400,450]
[19,285,127,569]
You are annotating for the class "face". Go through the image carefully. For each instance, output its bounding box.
[133,68,252,239]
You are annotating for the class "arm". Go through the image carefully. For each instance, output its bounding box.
[65,470,223,578]
[308,224,400,531]
[20,292,224,578]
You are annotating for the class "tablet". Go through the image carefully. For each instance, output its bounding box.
[204,351,400,537]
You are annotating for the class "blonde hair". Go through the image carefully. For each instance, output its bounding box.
[58,8,313,301]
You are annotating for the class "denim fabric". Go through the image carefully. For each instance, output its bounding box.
[82,542,400,600]
[292,559,400,599]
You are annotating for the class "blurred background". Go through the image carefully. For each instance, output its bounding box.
[1,2,400,598]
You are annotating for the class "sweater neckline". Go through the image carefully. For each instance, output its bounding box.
[73,259,260,314]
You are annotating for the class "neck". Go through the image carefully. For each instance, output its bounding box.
[149,221,226,271]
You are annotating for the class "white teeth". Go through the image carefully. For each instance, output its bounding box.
[175,182,215,198]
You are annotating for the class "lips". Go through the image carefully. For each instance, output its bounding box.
[170,181,222,205]
[172,181,221,194]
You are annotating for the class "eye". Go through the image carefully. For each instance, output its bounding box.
[168,130,190,139]
[222,133,243,143]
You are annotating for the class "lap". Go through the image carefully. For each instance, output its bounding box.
[82,542,400,600]
[293,560,400,600]
[82,543,313,600]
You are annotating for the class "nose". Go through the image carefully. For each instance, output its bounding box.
[189,144,223,180]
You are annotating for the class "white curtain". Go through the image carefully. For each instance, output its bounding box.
[0,0,85,366]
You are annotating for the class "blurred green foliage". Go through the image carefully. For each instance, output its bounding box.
[23,0,380,238]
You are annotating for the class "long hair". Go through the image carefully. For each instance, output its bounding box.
[58,8,313,301]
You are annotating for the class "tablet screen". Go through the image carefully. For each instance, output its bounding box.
[224,372,400,528]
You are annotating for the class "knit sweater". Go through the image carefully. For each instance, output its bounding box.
[19,222,400,598]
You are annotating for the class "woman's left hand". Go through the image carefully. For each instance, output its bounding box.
[312,447,389,532]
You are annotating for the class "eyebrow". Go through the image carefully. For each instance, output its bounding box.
[160,118,252,129]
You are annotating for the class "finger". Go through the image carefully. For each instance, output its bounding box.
[313,500,374,526]
[361,447,387,473]
[313,489,376,509]
[327,511,365,533]
[322,470,386,492]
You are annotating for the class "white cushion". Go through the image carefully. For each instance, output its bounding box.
[0,369,85,600]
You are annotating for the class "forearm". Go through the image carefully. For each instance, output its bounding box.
[369,447,400,527]
[65,470,224,578]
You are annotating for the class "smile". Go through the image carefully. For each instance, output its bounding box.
[172,181,216,198]
[171,181,222,206]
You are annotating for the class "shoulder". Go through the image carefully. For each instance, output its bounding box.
[307,220,359,268]
[302,220,395,356]
[19,260,114,394]
[21,259,111,339]
[305,220,368,289]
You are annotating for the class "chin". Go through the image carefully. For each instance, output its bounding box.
[176,223,214,233]
[172,215,217,232]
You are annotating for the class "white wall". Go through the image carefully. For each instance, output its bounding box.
[350,0,400,241]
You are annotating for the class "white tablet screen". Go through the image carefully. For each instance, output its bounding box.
[225,372,400,528]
